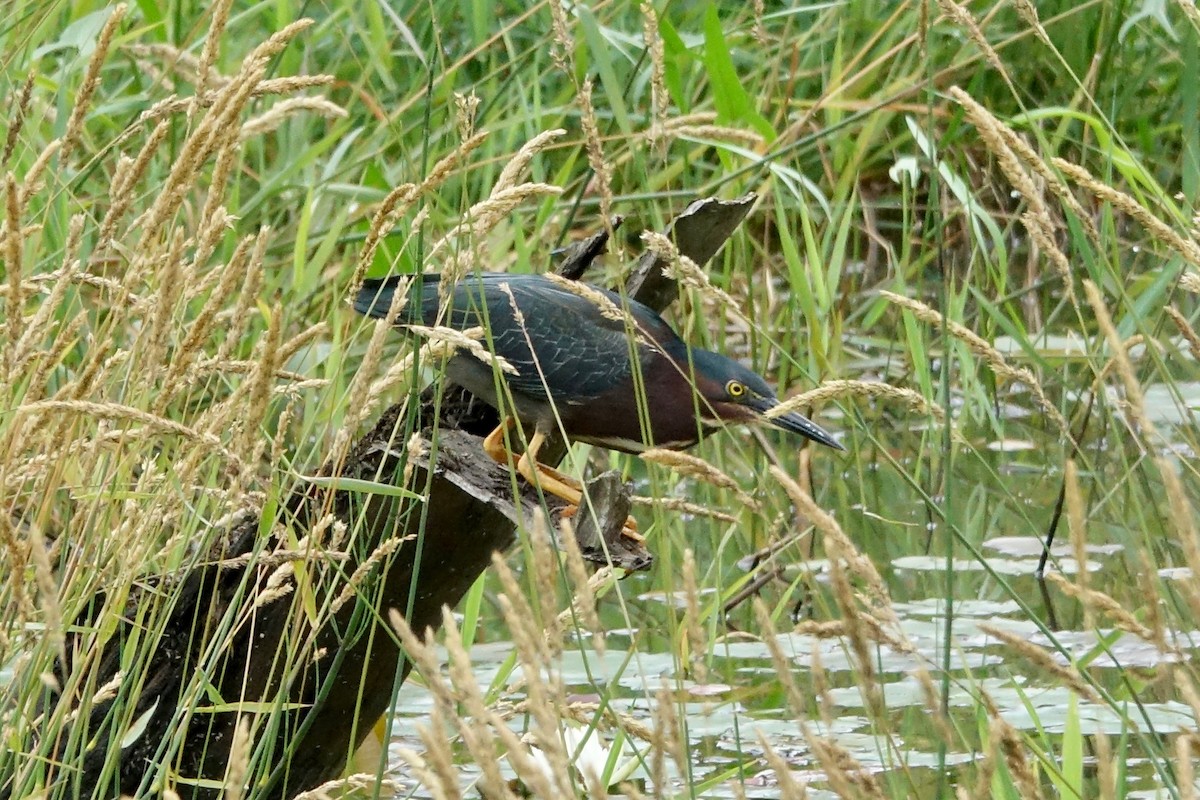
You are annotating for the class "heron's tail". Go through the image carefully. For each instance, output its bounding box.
[353,274,435,324]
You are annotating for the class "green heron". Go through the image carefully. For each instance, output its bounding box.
[355,272,842,539]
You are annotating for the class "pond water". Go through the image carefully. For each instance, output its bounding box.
[376,529,1199,798]
[376,376,1200,798]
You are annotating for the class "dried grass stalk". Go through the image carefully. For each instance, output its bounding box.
[755,730,809,797]
[528,517,562,658]
[829,551,883,715]
[1010,0,1053,48]
[989,714,1045,800]
[134,19,315,248]
[881,290,1071,440]
[97,121,171,250]
[548,0,573,74]
[292,775,399,800]
[441,613,515,800]
[1179,734,1198,800]
[629,494,737,522]
[19,139,63,210]
[196,0,235,99]
[949,89,1055,241]
[808,735,887,800]
[61,4,127,161]
[1158,454,1200,626]
[1064,459,1092,627]
[350,131,488,288]
[157,231,261,412]
[936,0,1017,96]
[752,599,812,715]
[950,86,1101,249]
[221,717,252,800]
[1166,305,1200,362]
[1,69,36,168]
[641,448,760,509]
[578,78,615,235]
[27,523,64,666]
[977,621,1102,704]
[407,324,518,375]
[20,313,86,409]
[1174,669,1200,739]
[652,123,765,148]
[426,182,563,268]
[1082,279,1156,443]
[1095,729,1116,800]
[810,643,833,729]
[1182,270,1200,294]
[541,272,632,323]
[20,400,235,460]
[771,378,945,423]
[769,466,899,629]
[136,76,335,127]
[4,174,23,382]
[681,549,708,683]
[419,702,462,800]
[642,230,754,329]
[641,3,669,152]
[330,538,406,613]
[236,300,282,463]
[496,128,566,194]
[1045,572,1165,649]
[1179,0,1200,31]
[1055,158,1200,268]
[1135,548,1166,649]
[556,519,606,653]
[912,667,956,745]
[388,612,459,728]
[240,97,347,140]
[651,680,685,790]
[453,91,481,142]
[11,221,82,377]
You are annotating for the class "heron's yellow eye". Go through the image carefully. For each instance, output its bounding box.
[726,380,746,398]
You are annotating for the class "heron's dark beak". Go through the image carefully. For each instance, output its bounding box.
[748,396,845,451]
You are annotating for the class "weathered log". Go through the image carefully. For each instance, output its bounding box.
[48,194,755,798]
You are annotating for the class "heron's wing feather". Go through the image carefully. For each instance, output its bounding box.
[356,273,679,403]
[475,276,642,402]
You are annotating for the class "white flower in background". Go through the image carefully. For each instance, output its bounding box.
[518,722,642,797]
[889,155,921,187]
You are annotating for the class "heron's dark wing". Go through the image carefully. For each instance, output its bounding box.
[466,274,687,403]
[356,273,682,404]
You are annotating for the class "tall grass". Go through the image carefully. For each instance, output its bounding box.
[2,0,1200,797]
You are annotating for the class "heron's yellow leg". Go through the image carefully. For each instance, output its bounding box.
[483,419,583,492]
[515,431,643,542]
